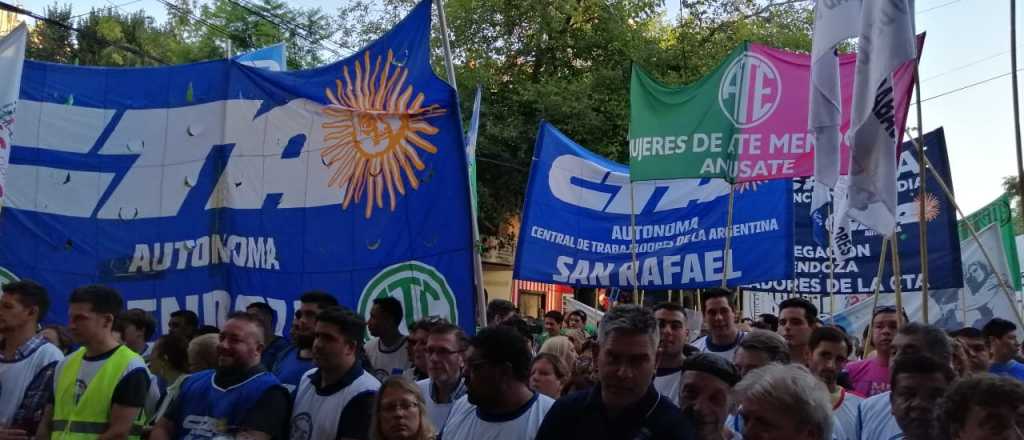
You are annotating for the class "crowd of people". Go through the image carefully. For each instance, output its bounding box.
[1,280,1023,440]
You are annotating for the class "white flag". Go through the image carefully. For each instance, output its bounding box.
[842,0,916,236]
[0,24,27,214]
[809,0,861,191]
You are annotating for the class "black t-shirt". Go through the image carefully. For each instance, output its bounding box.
[164,365,292,439]
[535,384,697,440]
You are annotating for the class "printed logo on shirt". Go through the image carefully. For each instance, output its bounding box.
[869,381,890,396]
[74,380,87,405]
[182,415,230,440]
[357,261,458,332]
[289,412,312,440]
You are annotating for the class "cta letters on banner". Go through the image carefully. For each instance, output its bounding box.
[0,0,476,335]
[746,128,962,294]
[514,122,793,289]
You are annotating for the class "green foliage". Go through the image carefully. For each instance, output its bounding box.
[25,3,75,64]
[1001,175,1024,235]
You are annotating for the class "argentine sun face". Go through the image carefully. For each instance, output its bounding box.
[321,49,446,218]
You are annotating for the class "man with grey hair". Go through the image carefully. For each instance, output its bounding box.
[733,363,833,440]
[733,329,790,377]
[854,322,954,440]
[536,304,696,439]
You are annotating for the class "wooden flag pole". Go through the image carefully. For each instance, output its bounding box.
[913,147,1024,326]
[863,236,890,358]
[914,73,930,323]
[721,183,737,288]
[890,237,904,327]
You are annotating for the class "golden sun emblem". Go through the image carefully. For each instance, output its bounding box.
[915,192,941,222]
[321,49,447,218]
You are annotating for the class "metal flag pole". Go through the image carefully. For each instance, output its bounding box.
[863,236,890,357]
[1011,0,1024,220]
[435,0,458,89]
[828,205,837,324]
[721,183,737,288]
[914,73,930,323]
[434,0,486,327]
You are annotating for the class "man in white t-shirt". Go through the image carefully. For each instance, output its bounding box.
[416,322,467,432]
[364,297,409,381]
[441,326,553,440]
[38,285,152,440]
[652,302,691,406]
[290,307,379,440]
[0,280,63,437]
[691,289,746,360]
[808,326,862,440]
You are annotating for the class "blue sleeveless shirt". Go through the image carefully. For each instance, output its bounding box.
[173,369,283,440]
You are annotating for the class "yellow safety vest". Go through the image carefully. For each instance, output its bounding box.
[52,346,145,440]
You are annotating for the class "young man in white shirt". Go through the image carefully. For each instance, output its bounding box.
[652,302,691,406]
[808,326,861,440]
[290,307,379,440]
[0,280,63,438]
[691,289,746,360]
[364,297,409,381]
[442,326,553,440]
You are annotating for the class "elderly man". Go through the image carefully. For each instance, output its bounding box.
[941,374,1024,439]
[678,354,742,440]
[733,329,789,378]
[888,354,956,440]
[537,304,696,440]
[733,363,832,440]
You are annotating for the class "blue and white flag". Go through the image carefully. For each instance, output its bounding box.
[233,43,287,71]
[0,23,26,213]
[514,122,793,289]
[1,0,476,335]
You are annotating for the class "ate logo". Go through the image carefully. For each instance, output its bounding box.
[718,52,782,128]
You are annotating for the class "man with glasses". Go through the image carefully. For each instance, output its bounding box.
[273,291,339,392]
[843,306,906,397]
[442,326,553,439]
[416,322,467,432]
[289,307,379,440]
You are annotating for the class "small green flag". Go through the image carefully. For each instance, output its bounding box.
[959,193,1022,290]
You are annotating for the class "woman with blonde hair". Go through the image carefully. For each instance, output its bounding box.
[370,376,436,440]
[539,335,577,375]
[529,353,570,399]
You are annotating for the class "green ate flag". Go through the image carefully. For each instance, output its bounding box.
[628,43,747,182]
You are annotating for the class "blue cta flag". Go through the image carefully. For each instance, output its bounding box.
[1,0,476,335]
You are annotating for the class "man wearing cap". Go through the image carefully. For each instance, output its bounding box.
[678,353,741,440]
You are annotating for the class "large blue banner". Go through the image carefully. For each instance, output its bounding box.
[0,0,476,335]
[514,123,793,289]
[747,128,963,294]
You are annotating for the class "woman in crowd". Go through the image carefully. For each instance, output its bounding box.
[38,324,72,354]
[147,334,191,425]
[529,353,569,399]
[538,335,576,376]
[370,376,435,440]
